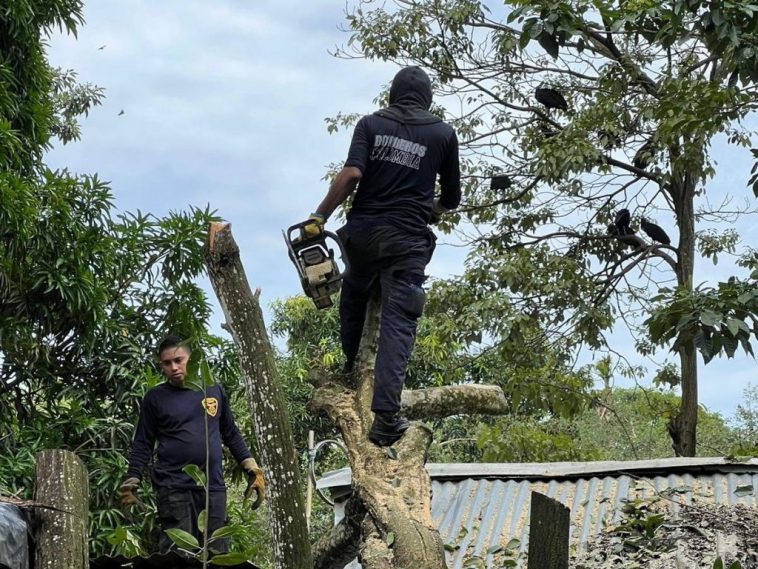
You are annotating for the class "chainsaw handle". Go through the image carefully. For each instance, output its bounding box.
[284,222,348,277]
[285,220,326,244]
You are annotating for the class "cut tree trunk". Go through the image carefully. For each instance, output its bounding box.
[206,222,313,569]
[310,296,510,568]
[33,449,88,569]
[205,222,509,568]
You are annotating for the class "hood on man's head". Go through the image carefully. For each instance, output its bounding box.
[388,66,433,110]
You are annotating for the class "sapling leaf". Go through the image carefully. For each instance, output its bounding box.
[210,552,249,566]
[182,464,206,488]
[211,525,240,539]
[734,484,754,497]
[165,528,199,550]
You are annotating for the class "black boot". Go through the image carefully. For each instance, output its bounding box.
[368,412,410,447]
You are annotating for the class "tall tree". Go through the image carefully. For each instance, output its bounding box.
[0,1,253,557]
[336,0,758,456]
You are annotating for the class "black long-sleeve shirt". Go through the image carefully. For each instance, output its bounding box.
[125,382,252,491]
[344,113,461,234]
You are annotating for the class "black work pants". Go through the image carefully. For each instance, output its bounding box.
[156,487,229,554]
[337,221,435,413]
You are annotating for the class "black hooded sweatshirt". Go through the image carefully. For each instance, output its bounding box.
[344,66,461,234]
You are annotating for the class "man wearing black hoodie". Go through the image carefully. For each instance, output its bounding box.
[306,66,461,446]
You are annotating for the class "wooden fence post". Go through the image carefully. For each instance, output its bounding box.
[33,449,89,569]
[527,491,570,569]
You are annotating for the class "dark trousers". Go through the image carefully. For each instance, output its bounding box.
[156,487,229,554]
[338,222,435,413]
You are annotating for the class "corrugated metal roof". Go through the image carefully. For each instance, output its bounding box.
[317,457,758,488]
[322,458,758,569]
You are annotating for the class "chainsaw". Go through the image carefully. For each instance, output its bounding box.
[283,221,347,309]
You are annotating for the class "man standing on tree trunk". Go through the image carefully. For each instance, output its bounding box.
[305,66,461,446]
[118,335,265,553]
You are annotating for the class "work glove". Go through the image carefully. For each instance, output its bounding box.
[430,197,449,224]
[302,213,326,239]
[118,477,140,513]
[241,457,265,510]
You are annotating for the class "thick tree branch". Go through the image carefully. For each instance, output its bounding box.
[310,296,449,568]
[312,496,366,569]
[401,384,508,419]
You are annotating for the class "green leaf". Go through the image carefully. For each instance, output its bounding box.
[726,318,742,337]
[200,356,214,387]
[182,464,206,488]
[487,544,503,554]
[713,558,724,569]
[210,552,249,566]
[700,310,720,327]
[197,509,206,533]
[505,538,521,550]
[211,525,240,539]
[518,30,531,50]
[463,555,485,569]
[734,484,754,497]
[537,32,559,59]
[386,531,395,546]
[444,542,460,551]
[106,525,126,546]
[165,528,199,550]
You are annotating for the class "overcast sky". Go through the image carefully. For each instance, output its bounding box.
[46,1,755,420]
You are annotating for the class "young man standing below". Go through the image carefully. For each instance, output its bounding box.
[119,336,264,553]
[306,66,461,446]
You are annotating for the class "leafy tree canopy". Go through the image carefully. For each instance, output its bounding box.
[332,0,758,455]
[0,1,265,558]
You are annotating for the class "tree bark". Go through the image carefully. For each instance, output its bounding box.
[401,384,508,419]
[33,449,88,569]
[206,222,313,569]
[311,299,448,569]
[670,174,699,457]
[312,496,366,569]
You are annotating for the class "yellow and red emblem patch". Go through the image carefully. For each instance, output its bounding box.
[202,397,218,417]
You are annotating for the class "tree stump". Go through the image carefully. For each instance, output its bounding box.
[33,449,89,569]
